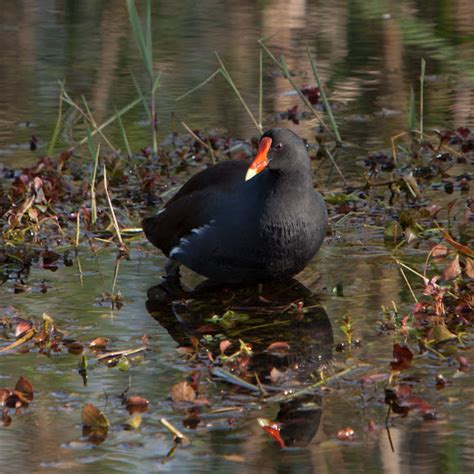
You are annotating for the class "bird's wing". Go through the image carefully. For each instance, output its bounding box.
[166,160,248,205]
[143,161,248,256]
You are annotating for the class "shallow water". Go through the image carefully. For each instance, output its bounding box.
[0,0,473,473]
[1,230,473,473]
[1,0,474,165]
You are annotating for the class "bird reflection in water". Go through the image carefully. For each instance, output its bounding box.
[146,278,333,448]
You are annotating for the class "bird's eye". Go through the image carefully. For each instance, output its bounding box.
[274,143,284,151]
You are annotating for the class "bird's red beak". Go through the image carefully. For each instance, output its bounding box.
[245,137,272,181]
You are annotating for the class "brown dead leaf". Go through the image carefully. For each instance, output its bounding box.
[64,341,84,355]
[170,381,196,403]
[125,395,149,414]
[465,258,474,278]
[441,231,474,258]
[431,243,448,259]
[82,403,109,429]
[14,376,33,402]
[89,337,108,350]
[442,254,461,281]
[266,341,290,353]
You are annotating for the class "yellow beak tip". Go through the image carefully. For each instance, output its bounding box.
[245,168,258,181]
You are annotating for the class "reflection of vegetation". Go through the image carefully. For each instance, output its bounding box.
[355,0,474,79]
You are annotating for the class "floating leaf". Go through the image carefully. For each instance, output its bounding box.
[125,395,149,414]
[385,384,436,419]
[390,344,413,372]
[170,381,196,403]
[116,355,130,372]
[266,341,290,354]
[82,403,109,429]
[89,337,108,350]
[65,341,84,355]
[123,413,142,430]
[432,325,456,344]
[14,376,34,402]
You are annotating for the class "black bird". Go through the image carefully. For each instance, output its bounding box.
[142,128,327,283]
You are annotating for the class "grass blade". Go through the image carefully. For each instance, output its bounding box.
[103,164,124,248]
[408,85,416,135]
[47,84,64,157]
[258,38,334,140]
[152,71,162,95]
[305,43,342,144]
[176,69,221,102]
[131,71,151,121]
[126,0,153,80]
[115,106,132,159]
[85,129,99,225]
[91,144,100,226]
[420,57,426,137]
[77,97,142,146]
[215,52,262,133]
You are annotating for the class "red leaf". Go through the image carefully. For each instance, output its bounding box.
[258,419,286,448]
[286,105,299,125]
[266,341,290,353]
[219,340,232,354]
[15,319,33,338]
[390,344,413,371]
[301,86,320,105]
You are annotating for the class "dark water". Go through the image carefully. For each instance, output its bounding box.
[1,1,473,473]
[1,0,474,165]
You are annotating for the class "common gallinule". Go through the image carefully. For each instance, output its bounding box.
[142,128,327,283]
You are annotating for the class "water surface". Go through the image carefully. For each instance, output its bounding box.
[0,1,473,472]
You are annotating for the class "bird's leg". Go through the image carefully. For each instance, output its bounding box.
[165,259,182,285]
